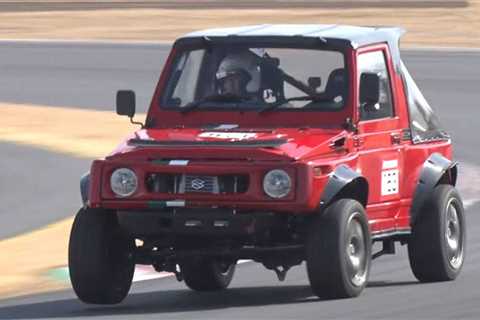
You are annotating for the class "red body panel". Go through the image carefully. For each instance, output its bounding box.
[88,42,452,236]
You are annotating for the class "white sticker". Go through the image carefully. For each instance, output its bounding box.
[382,159,398,170]
[382,169,399,196]
[381,159,399,196]
[166,200,185,207]
[214,124,239,130]
[169,160,189,166]
[199,132,257,140]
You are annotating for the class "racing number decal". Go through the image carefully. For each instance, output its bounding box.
[381,159,399,196]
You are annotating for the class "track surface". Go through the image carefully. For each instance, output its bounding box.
[0,42,479,318]
[0,203,479,319]
[0,142,89,239]
[0,41,169,112]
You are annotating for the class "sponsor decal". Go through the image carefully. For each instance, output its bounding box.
[198,132,257,140]
[381,159,399,196]
[166,200,186,207]
[169,160,189,166]
[382,159,398,170]
[214,124,239,130]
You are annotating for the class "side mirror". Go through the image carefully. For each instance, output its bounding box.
[116,90,136,118]
[359,72,380,107]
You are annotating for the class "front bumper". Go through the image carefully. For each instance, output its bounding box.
[117,208,289,238]
[89,159,329,213]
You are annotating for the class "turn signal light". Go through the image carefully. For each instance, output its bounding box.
[314,166,332,177]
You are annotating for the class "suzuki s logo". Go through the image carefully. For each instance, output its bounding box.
[191,178,205,190]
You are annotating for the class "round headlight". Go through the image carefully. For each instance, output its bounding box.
[263,169,292,199]
[110,168,138,197]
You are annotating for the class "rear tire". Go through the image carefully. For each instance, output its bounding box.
[306,199,371,299]
[69,208,135,304]
[180,258,236,291]
[408,185,466,282]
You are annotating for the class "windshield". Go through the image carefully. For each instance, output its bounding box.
[160,45,347,112]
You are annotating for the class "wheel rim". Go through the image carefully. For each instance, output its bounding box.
[345,212,368,287]
[445,198,464,269]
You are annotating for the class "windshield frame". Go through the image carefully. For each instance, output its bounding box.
[158,37,351,113]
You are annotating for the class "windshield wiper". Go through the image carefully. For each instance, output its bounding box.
[258,95,332,113]
[180,94,250,113]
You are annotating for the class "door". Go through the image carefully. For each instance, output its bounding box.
[355,46,405,235]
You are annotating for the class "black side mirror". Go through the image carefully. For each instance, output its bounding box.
[116,90,136,118]
[359,72,380,107]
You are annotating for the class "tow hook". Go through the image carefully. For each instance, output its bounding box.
[273,266,290,281]
[173,266,183,282]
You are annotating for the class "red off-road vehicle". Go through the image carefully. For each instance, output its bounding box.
[69,25,466,304]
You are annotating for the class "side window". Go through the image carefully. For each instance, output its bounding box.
[358,50,394,121]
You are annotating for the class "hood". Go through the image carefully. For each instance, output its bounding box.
[108,126,348,162]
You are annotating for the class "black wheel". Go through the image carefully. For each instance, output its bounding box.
[306,199,371,299]
[408,184,466,282]
[180,258,236,291]
[68,208,135,304]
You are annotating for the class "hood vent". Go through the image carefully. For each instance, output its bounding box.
[128,138,287,148]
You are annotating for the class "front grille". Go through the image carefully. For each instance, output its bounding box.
[145,173,176,193]
[146,173,249,195]
[182,175,219,194]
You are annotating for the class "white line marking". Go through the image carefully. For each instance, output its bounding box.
[133,260,252,283]
[133,266,172,282]
[0,39,170,46]
[403,46,480,53]
[457,162,480,211]
[0,39,479,53]
[464,199,479,209]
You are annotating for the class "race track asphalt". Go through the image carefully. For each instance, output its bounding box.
[0,201,479,319]
[0,42,479,318]
[0,41,169,112]
[0,142,89,239]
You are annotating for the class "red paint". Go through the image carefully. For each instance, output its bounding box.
[88,42,452,235]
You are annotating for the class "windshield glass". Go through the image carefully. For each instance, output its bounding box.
[160,45,347,112]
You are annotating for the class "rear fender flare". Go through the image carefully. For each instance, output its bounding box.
[319,164,369,210]
[410,153,458,226]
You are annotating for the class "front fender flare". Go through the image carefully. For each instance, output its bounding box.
[410,153,458,226]
[320,165,369,210]
[80,172,90,207]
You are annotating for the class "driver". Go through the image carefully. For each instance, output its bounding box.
[216,51,261,99]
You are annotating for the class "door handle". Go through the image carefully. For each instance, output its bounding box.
[391,133,401,145]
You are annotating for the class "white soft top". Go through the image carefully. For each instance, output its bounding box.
[181,24,405,49]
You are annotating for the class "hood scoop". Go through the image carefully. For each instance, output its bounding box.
[127,138,288,148]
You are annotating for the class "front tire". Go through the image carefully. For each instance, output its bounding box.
[69,208,135,304]
[408,184,466,282]
[306,199,371,299]
[180,258,236,291]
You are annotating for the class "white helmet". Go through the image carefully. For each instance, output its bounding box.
[216,51,261,94]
